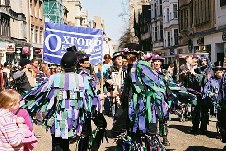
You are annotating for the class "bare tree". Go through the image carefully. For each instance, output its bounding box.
[118,28,134,49]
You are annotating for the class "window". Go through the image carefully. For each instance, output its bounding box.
[160,25,163,40]
[166,8,169,22]
[31,27,34,43]
[160,0,162,16]
[39,2,43,19]
[30,2,32,16]
[40,30,43,44]
[35,28,38,43]
[2,0,10,6]
[154,3,157,18]
[155,26,157,41]
[220,0,226,7]
[167,32,170,46]
[174,29,179,45]
[173,4,178,19]
[23,22,27,38]
[178,49,183,54]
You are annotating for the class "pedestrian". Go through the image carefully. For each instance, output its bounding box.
[0,89,28,150]
[31,58,39,78]
[12,58,36,96]
[103,51,127,121]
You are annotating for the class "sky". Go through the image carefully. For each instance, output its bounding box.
[82,0,129,45]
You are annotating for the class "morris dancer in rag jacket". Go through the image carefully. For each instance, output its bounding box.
[212,61,226,142]
[112,43,167,151]
[151,54,170,146]
[21,47,105,151]
[76,52,107,151]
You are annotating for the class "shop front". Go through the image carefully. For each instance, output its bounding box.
[193,31,226,63]
[0,41,8,64]
[5,43,16,64]
[32,43,43,61]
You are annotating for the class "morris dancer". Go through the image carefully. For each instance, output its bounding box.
[151,54,170,146]
[21,49,105,151]
[112,43,167,151]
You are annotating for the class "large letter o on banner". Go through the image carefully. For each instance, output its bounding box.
[45,34,62,52]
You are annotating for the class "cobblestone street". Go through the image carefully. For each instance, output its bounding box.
[33,115,225,151]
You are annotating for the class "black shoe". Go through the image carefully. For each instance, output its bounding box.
[200,130,207,135]
[162,136,170,146]
[188,128,199,135]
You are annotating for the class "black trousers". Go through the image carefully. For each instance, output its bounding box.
[192,96,211,132]
[51,135,69,151]
[78,112,107,151]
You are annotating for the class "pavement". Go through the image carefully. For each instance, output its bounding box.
[33,114,225,151]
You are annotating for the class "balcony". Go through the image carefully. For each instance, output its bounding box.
[169,18,178,26]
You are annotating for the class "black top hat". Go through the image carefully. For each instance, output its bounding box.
[67,46,77,52]
[60,51,78,68]
[213,61,225,70]
[112,51,123,60]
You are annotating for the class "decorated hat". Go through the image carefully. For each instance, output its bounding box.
[60,51,78,68]
[19,58,31,67]
[213,61,225,70]
[112,51,123,60]
[123,43,142,55]
[77,52,91,62]
[151,54,164,61]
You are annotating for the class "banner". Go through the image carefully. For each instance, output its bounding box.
[43,22,103,65]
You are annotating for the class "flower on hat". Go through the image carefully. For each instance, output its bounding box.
[143,52,153,60]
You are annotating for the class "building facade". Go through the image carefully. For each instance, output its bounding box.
[9,0,29,64]
[134,5,152,51]
[129,0,150,43]
[178,0,226,63]
[150,0,164,53]
[178,0,193,56]
[203,0,226,63]
[89,16,104,30]
[43,0,64,24]
[162,0,179,63]
[0,0,11,64]
[29,0,44,60]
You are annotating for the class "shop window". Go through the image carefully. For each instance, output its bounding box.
[178,49,183,54]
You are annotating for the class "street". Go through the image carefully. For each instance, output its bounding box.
[33,115,225,151]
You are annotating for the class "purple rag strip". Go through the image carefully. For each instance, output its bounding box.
[64,74,70,90]
[67,118,72,129]
[65,100,70,109]
[140,64,161,86]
